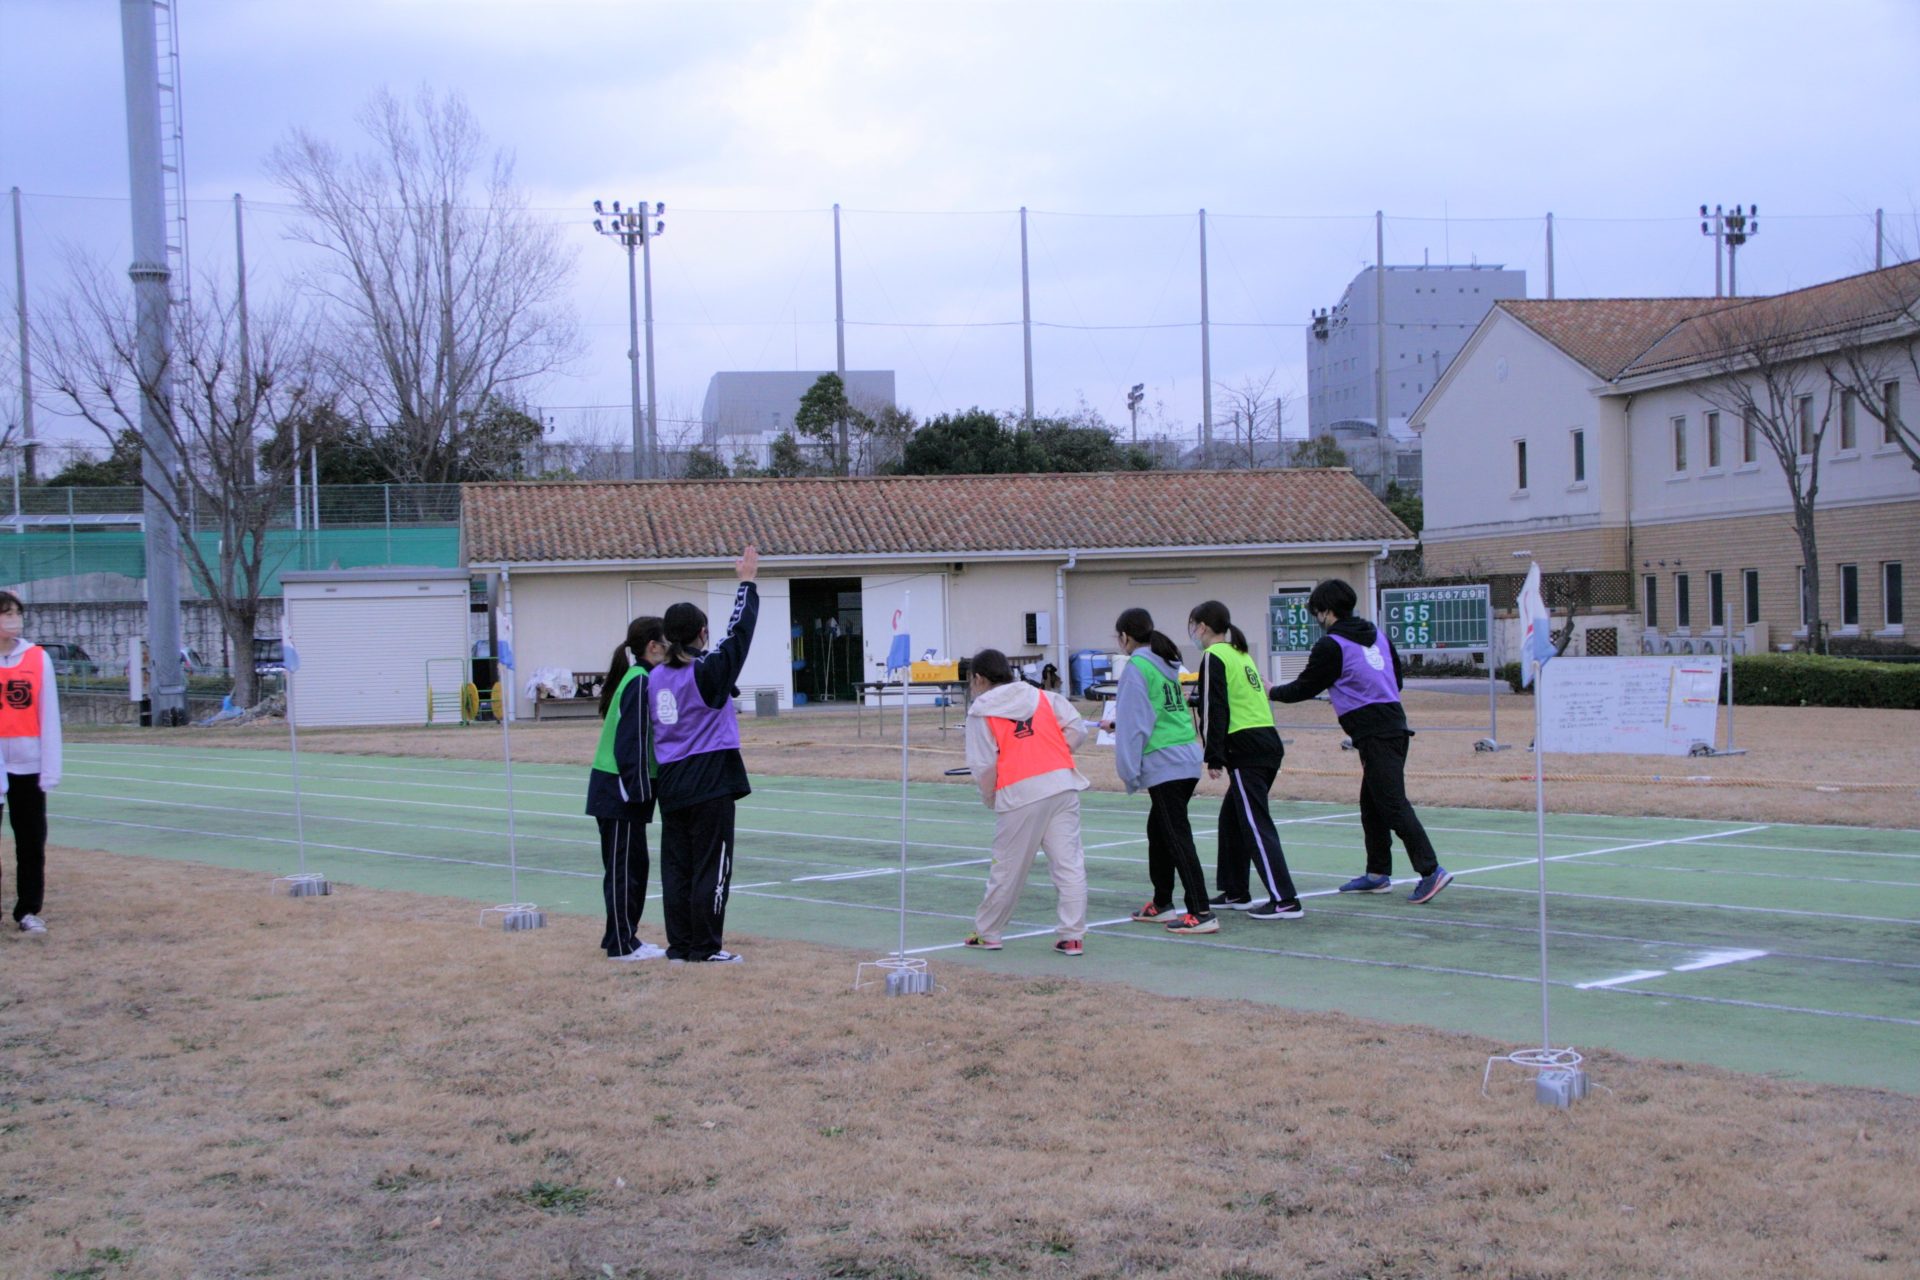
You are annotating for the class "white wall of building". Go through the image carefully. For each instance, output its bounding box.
[283,571,471,727]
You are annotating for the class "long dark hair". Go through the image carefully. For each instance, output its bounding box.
[662,601,707,668]
[1188,599,1249,652]
[1115,607,1180,665]
[599,615,665,718]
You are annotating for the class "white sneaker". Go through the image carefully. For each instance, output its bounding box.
[610,941,667,962]
[17,914,46,934]
[702,950,744,964]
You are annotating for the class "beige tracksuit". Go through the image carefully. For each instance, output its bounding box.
[964,680,1090,943]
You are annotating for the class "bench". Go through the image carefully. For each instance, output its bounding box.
[531,671,606,721]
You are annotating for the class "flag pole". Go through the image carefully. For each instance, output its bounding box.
[481,562,542,931]
[270,619,327,898]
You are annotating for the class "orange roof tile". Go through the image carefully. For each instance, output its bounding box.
[1498,297,1736,379]
[463,470,1412,565]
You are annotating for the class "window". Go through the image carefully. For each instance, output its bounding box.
[1672,416,1688,472]
[1887,380,1903,446]
[1887,562,1905,627]
[1797,394,1816,455]
[1515,439,1529,491]
[1708,571,1725,630]
[1571,429,1586,483]
[1840,564,1859,629]
[1839,391,1858,451]
[1643,574,1659,629]
[1676,574,1692,629]
[1742,411,1759,463]
[1706,411,1722,468]
[1743,569,1760,626]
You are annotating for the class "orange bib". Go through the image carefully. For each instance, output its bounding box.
[0,645,46,738]
[987,701,1075,790]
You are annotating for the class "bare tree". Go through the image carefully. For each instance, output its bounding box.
[268,87,578,484]
[1213,372,1285,468]
[1695,305,1836,651]
[44,261,330,706]
[1820,261,1920,477]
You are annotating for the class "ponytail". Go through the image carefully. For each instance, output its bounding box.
[1225,624,1250,653]
[1116,606,1182,666]
[599,615,665,717]
[662,601,707,668]
[1189,599,1249,652]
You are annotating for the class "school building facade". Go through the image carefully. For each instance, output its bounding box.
[459,470,1415,717]
[1411,264,1920,654]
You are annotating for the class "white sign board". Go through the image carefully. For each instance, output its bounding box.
[1536,656,1723,756]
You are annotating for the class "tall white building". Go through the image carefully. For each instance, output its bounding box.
[1305,265,1526,495]
[701,370,897,467]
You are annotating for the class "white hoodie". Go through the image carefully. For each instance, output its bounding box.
[0,637,62,793]
[963,679,1088,812]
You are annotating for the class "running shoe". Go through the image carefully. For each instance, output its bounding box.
[701,950,746,963]
[1165,913,1220,935]
[17,914,45,934]
[1130,900,1177,922]
[1053,938,1084,957]
[610,942,667,962]
[1338,873,1395,894]
[963,934,1003,951]
[1208,893,1256,910]
[1407,869,1454,904]
[1248,899,1304,920]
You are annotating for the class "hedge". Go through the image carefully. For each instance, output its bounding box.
[1498,654,1920,709]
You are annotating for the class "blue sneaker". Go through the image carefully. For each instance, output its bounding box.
[1408,869,1454,904]
[1338,873,1394,894]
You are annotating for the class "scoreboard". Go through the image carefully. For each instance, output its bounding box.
[1380,585,1490,652]
[1267,592,1317,654]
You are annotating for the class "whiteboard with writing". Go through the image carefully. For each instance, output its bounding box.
[1536,656,1722,756]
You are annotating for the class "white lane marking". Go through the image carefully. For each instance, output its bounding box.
[1464,883,1920,926]
[1671,947,1769,972]
[1575,969,1668,990]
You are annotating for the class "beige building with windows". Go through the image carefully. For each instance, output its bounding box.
[1411,264,1920,653]
[461,470,1414,716]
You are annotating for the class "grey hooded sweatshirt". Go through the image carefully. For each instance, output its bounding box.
[1112,649,1203,795]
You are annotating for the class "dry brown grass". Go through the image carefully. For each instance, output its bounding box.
[77,689,1920,828]
[3,850,1917,1280]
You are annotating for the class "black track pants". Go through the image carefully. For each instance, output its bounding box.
[596,816,652,956]
[659,795,736,961]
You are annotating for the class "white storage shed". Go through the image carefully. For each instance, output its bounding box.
[281,568,474,727]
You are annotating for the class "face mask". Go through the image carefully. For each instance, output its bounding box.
[0,614,21,641]
[1187,625,1202,647]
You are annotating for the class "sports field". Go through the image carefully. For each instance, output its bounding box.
[55,740,1919,1093]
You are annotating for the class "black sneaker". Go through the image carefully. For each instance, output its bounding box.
[1248,899,1304,920]
[1209,893,1256,911]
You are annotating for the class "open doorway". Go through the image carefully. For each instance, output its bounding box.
[789,577,863,705]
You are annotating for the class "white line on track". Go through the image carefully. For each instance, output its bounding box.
[1574,970,1668,990]
[1463,882,1920,926]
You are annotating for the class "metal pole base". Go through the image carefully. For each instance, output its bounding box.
[1482,1046,1588,1106]
[272,872,331,898]
[854,955,935,996]
[1474,738,1512,752]
[479,903,546,932]
[1689,742,1748,757]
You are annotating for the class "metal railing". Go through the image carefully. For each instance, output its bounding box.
[0,483,463,534]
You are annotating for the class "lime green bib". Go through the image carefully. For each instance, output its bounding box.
[592,665,648,774]
[1132,654,1198,753]
[1205,642,1274,734]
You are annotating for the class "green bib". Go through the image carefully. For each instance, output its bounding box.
[1132,653,1198,753]
[1205,642,1275,734]
[591,665,649,775]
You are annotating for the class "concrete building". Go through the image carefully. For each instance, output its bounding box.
[460,470,1415,717]
[700,370,897,469]
[1306,265,1527,497]
[1411,263,1920,656]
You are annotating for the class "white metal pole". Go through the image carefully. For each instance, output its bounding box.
[833,203,846,382]
[1375,211,1388,435]
[500,564,520,903]
[1534,658,1550,1051]
[625,237,643,479]
[286,667,306,875]
[1487,595,1499,744]
[641,220,658,481]
[1544,211,1555,300]
[10,187,35,482]
[1199,209,1212,461]
[1020,207,1034,424]
[897,591,911,962]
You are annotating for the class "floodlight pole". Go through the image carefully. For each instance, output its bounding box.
[593,199,665,480]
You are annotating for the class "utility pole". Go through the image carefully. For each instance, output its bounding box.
[1876,208,1885,269]
[10,187,34,482]
[1019,207,1034,424]
[1544,211,1555,300]
[121,0,185,725]
[1375,210,1388,436]
[1198,209,1212,464]
[592,198,665,479]
[1700,203,1758,297]
[234,193,254,482]
[1126,383,1144,446]
[833,203,846,384]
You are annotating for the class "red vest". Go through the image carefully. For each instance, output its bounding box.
[987,699,1075,790]
[0,645,46,738]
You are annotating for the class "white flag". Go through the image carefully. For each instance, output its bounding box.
[1517,561,1556,687]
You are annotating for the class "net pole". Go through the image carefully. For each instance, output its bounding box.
[500,563,520,904]
[1487,595,1499,743]
[896,592,911,962]
[1534,656,1550,1051]
[286,671,306,876]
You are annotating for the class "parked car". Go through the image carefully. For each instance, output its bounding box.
[40,641,99,677]
[252,637,285,674]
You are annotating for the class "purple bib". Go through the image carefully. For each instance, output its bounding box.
[1328,634,1399,717]
[649,661,742,763]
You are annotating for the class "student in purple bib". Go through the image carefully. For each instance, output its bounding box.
[652,545,759,963]
[1267,578,1452,904]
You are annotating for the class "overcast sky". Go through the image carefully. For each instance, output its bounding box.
[5,0,1919,454]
